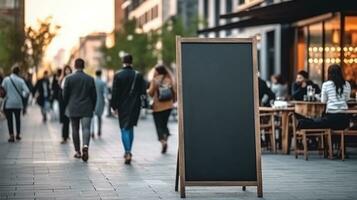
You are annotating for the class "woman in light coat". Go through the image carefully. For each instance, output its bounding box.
[147,65,176,154]
[1,65,29,142]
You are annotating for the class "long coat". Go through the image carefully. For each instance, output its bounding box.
[33,78,51,106]
[63,70,97,118]
[111,66,145,129]
[94,77,108,116]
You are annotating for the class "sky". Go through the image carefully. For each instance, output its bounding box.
[25,0,114,64]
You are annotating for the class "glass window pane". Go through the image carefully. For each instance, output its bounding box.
[324,16,341,80]
[308,23,323,86]
[344,16,357,91]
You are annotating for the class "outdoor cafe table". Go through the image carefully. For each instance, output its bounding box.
[259,106,295,154]
[291,101,357,118]
[260,101,357,154]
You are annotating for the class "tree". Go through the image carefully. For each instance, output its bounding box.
[160,16,200,67]
[23,17,60,74]
[0,19,23,74]
[102,20,158,73]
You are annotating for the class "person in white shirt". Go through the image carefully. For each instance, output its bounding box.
[297,64,351,130]
[1,65,30,142]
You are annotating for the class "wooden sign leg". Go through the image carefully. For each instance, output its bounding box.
[175,150,179,192]
[257,182,263,197]
[180,179,186,198]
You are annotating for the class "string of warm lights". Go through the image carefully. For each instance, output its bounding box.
[308,46,357,52]
[308,46,357,64]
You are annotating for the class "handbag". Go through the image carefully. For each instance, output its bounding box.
[157,78,173,102]
[9,77,26,107]
[130,71,150,109]
[0,86,6,98]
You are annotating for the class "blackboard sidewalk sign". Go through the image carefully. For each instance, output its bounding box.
[174,37,263,198]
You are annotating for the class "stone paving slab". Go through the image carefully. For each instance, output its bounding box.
[0,106,357,200]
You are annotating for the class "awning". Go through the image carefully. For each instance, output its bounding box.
[198,0,357,34]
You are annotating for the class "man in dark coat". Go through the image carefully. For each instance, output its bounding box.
[292,70,321,100]
[33,71,51,122]
[63,58,97,162]
[259,77,275,107]
[111,54,145,164]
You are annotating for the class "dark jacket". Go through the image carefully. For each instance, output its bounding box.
[292,80,321,100]
[259,78,275,106]
[51,76,61,101]
[111,66,145,129]
[63,70,97,118]
[33,78,51,106]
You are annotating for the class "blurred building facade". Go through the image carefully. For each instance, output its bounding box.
[119,0,197,32]
[198,0,357,91]
[78,32,107,70]
[0,0,24,26]
[0,0,25,67]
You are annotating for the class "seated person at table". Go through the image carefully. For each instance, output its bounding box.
[259,76,275,107]
[271,74,288,100]
[292,70,321,100]
[297,64,351,130]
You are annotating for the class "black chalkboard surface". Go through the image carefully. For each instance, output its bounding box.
[175,37,262,198]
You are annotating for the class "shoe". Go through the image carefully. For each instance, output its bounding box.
[74,152,81,159]
[8,136,15,143]
[124,153,132,165]
[60,139,67,144]
[162,143,168,154]
[82,147,89,162]
[91,133,95,139]
[16,135,21,141]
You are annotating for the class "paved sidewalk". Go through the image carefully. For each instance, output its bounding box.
[0,106,357,200]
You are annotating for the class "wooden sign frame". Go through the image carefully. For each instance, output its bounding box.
[175,37,263,198]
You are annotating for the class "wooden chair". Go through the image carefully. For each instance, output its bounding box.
[294,128,332,160]
[293,103,333,160]
[260,112,276,153]
[332,116,357,160]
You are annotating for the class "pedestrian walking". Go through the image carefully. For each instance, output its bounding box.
[63,59,96,161]
[50,69,62,120]
[111,54,146,164]
[23,72,34,115]
[1,65,30,142]
[147,65,176,154]
[91,69,108,138]
[59,65,72,144]
[33,71,51,122]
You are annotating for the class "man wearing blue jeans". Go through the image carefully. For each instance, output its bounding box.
[111,54,146,164]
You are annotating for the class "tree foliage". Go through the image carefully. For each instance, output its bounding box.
[0,19,23,74]
[103,20,158,73]
[23,17,60,74]
[101,16,200,73]
[160,16,199,67]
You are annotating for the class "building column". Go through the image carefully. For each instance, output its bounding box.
[275,25,282,75]
[260,32,268,80]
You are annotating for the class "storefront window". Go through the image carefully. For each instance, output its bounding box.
[344,16,357,90]
[308,23,323,86]
[324,16,341,80]
[296,27,308,73]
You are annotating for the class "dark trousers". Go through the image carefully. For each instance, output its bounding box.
[153,109,172,141]
[297,113,350,130]
[70,117,92,152]
[4,109,21,136]
[62,115,70,140]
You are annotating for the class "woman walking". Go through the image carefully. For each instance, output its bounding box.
[59,65,72,144]
[147,65,176,154]
[1,65,29,142]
